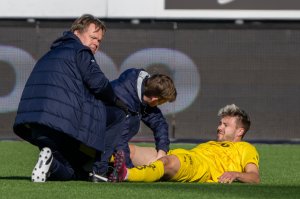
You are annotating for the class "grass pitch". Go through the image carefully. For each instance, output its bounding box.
[0,141,299,199]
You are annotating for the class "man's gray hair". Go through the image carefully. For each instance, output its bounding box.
[218,104,251,133]
[70,14,106,33]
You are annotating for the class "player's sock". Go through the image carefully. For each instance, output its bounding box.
[127,160,164,182]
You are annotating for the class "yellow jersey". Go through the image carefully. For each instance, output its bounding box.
[168,141,259,183]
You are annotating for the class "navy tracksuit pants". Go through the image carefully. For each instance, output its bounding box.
[30,106,125,181]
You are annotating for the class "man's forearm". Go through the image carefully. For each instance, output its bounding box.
[218,171,260,184]
[236,171,260,184]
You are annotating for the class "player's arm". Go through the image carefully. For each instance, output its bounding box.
[141,108,170,156]
[218,163,260,184]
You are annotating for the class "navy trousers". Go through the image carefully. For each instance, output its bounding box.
[93,106,126,175]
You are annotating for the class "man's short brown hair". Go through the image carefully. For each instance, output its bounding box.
[144,74,177,103]
[70,14,106,33]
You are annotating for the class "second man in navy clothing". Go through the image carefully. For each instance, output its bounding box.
[111,68,177,168]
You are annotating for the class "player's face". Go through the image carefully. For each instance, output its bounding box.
[74,23,104,54]
[217,116,241,142]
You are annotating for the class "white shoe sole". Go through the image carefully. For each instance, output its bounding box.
[31,147,53,182]
[89,172,108,182]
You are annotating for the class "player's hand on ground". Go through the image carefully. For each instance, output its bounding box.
[218,171,239,184]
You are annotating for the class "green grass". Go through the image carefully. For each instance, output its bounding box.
[0,141,299,199]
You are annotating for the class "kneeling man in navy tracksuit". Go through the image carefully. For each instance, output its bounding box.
[108,68,177,180]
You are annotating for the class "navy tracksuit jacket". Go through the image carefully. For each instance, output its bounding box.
[111,68,170,167]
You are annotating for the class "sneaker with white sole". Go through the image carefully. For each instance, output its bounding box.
[88,171,108,182]
[31,147,53,182]
[108,150,127,182]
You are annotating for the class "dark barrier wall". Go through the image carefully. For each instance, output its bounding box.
[0,20,300,141]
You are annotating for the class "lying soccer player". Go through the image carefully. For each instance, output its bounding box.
[109,104,260,184]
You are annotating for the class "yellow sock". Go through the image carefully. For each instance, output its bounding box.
[127,160,164,182]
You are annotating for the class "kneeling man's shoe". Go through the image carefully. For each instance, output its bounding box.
[31,147,53,182]
[108,150,127,182]
[89,172,108,182]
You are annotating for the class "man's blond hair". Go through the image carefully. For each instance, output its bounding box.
[218,104,251,133]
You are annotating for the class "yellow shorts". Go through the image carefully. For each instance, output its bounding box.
[168,149,210,183]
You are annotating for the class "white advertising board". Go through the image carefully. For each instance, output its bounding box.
[1,0,300,20]
[0,0,107,18]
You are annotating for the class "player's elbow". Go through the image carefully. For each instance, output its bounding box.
[250,173,260,184]
[253,175,260,184]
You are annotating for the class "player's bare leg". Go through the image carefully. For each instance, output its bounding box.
[129,144,158,166]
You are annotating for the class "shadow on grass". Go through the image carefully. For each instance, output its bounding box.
[0,176,30,181]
